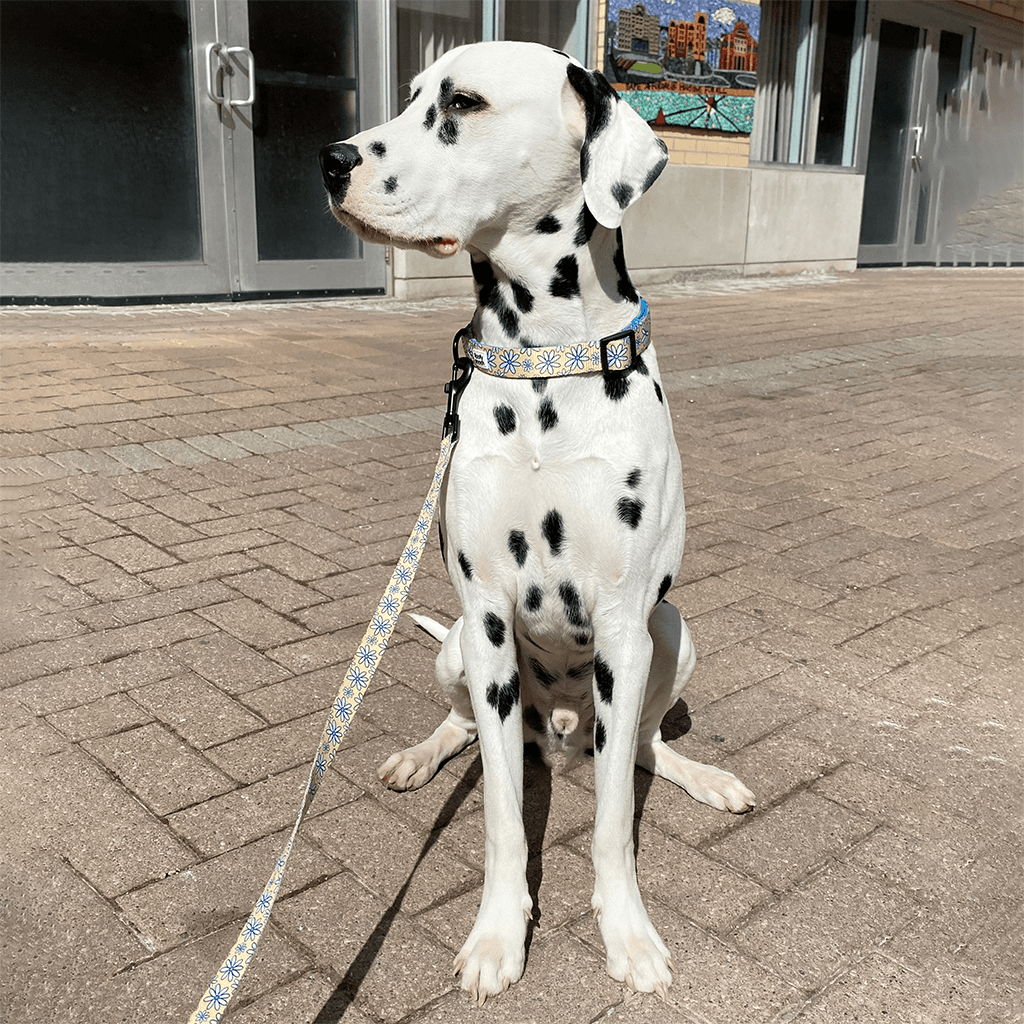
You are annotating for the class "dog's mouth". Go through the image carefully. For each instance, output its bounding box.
[330,207,460,257]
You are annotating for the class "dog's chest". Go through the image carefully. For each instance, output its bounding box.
[439,349,684,642]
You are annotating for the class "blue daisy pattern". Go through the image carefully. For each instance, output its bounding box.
[537,349,559,375]
[204,984,230,1011]
[220,957,243,981]
[606,341,628,370]
[566,344,588,372]
[498,348,520,374]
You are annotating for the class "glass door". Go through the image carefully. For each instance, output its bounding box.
[220,0,386,294]
[857,4,984,266]
[0,0,385,303]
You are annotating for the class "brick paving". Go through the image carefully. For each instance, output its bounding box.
[1,268,1021,1024]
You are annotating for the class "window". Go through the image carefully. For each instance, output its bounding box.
[394,0,588,110]
[751,0,867,168]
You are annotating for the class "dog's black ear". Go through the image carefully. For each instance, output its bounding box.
[565,62,669,229]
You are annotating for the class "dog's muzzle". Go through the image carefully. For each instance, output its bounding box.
[319,142,362,201]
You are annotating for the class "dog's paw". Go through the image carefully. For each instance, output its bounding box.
[593,896,673,999]
[454,899,531,1005]
[643,742,755,813]
[684,762,756,813]
[377,745,439,791]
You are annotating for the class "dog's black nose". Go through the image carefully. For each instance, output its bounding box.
[319,143,362,191]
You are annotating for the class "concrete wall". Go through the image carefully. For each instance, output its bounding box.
[390,165,866,299]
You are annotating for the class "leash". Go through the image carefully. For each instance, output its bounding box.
[185,329,472,1024]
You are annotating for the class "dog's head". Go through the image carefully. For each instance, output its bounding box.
[320,41,668,258]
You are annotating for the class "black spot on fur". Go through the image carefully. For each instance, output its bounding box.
[384,176,398,194]
[538,397,559,432]
[594,717,606,752]
[559,581,587,628]
[626,468,641,489]
[657,574,673,604]
[494,404,516,435]
[530,657,557,688]
[510,280,534,314]
[643,151,667,193]
[508,529,529,567]
[369,141,386,158]
[472,259,519,337]
[617,496,644,529]
[525,585,543,612]
[653,380,663,403]
[594,653,615,703]
[458,550,473,581]
[532,378,547,394]
[613,229,639,303]
[611,182,634,209]
[438,76,455,107]
[520,336,537,349]
[423,104,437,130]
[486,670,520,723]
[498,304,519,337]
[575,203,598,247]
[524,704,545,733]
[484,612,506,647]
[635,354,650,376]
[536,214,561,234]
[471,257,495,290]
[566,63,614,180]
[604,375,631,401]
[542,510,564,556]
[410,87,422,104]
[549,255,580,299]
[438,117,459,146]
[574,631,591,646]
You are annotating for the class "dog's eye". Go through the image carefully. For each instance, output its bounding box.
[450,92,485,112]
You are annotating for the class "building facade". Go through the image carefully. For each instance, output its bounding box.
[667,13,708,62]
[0,0,1021,305]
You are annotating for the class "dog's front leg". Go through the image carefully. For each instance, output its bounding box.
[589,619,673,997]
[454,606,531,1004]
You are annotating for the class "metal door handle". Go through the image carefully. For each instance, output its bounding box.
[911,126,924,170]
[224,46,256,110]
[205,42,226,105]
[204,43,255,111]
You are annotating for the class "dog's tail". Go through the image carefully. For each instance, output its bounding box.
[408,612,450,643]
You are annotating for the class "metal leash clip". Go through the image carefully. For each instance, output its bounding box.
[443,324,474,441]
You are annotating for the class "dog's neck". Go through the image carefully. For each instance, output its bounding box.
[466,199,641,349]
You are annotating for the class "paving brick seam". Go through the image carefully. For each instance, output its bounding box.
[4,330,1015,479]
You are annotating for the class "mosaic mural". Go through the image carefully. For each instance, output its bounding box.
[603,1,761,134]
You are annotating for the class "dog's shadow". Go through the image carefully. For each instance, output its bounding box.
[311,699,691,1021]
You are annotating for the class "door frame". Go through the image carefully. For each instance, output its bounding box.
[0,0,386,304]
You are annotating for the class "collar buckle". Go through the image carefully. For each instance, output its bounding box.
[599,325,638,379]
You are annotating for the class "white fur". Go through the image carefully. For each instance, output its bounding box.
[323,41,755,1005]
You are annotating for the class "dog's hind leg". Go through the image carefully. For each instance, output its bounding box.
[636,602,755,813]
[378,616,478,791]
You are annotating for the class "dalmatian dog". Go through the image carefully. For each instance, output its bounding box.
[320,41,754,1004]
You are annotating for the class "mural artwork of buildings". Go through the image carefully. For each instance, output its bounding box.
[604,1,761,135]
